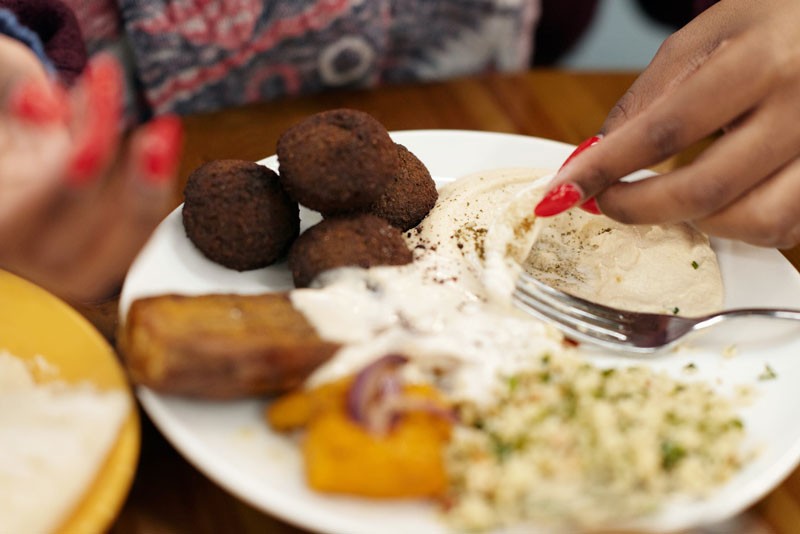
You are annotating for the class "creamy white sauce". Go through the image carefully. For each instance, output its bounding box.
[293,249,565,404]
[290,168,724,402]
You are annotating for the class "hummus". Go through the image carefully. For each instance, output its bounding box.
[290,167,724,401]
[523,204,723,316]
[428,168,723,316]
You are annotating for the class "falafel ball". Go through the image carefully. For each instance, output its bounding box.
[182,159,299,271]
[370,144,438,230]
[288,214,412,288]
[277,109,398,215]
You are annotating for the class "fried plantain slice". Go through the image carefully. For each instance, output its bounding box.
[119,293,340,399]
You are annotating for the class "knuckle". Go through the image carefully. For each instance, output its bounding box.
[655,32,682,60]
[579,164,618,196]
[786,226,800,249]
[745,209,798,248]
[645,116,684,161]
[774,50,800,87]
[737,31,787,89]
[603,90,638,133]
[676,174,731,215]
[600,203,636,225]
[594,186,636,224]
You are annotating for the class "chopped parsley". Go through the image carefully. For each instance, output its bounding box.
[727,418,744,431]
[758,364,778,381]
[492,437,515,462]
[691,260,699,270]
[672,307,680,315]
[490,434,526,462]
[661,440,687,471]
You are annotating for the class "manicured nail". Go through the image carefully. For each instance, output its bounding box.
[67,143,105,187]
[66,55,123,186]
[8,79,68,125]
[579,198,601,215]
[559,135,602,171]
[139,115,183,184]
[534,183,583,217]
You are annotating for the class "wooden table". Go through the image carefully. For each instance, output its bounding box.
[85,70,800,533]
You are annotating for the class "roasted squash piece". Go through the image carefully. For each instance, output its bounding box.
[266,377,351,431]
[268,375,452,498]
[304,407,450,498]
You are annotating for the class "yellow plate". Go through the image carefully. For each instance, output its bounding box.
[0,270,140,534]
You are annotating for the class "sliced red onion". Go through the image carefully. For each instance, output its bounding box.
[346,353,455,435]
[346,354,408,427]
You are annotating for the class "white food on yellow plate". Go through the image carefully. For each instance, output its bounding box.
[0,351,130,534]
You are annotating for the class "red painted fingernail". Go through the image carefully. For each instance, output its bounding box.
[579,198,602,215]
[66,55,123,186]
[139,115,183,183]
[8,79,68,125]
[67,144,105,187]
[560,135,602,171]
[534,183,583,217]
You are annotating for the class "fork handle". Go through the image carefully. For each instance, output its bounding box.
[699,308,800,330]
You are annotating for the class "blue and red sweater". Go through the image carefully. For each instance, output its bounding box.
[0,0,716,122]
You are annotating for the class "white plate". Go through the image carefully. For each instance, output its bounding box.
[121,130,800,533]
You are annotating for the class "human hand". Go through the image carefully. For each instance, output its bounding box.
[0,39,183,303]
[534,0,800,249]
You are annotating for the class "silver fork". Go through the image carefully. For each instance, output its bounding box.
[513,272,800,353]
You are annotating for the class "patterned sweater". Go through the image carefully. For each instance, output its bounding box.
[1,0,716,122]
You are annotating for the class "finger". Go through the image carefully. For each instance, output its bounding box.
[535,30,779,217]
[601,18,726,134]
[6,77,69,126]
[692,157,800,249]
[0,34,50,90]
[46,115,183,302]
[0,77,71,252]
[66,54,123,186]
[596,83,800,224]
[24,159,119,273]
[20,58,125,270]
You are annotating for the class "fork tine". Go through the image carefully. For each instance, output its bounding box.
[516,273,633,328]
[511,288,667,353]
[512,291,633,349]
[518,272,634,324]
[514,273,666,353]
[515,284,628,335]
[513,281,630,340]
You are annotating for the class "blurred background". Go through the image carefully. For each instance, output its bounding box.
[560,0,673,70]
